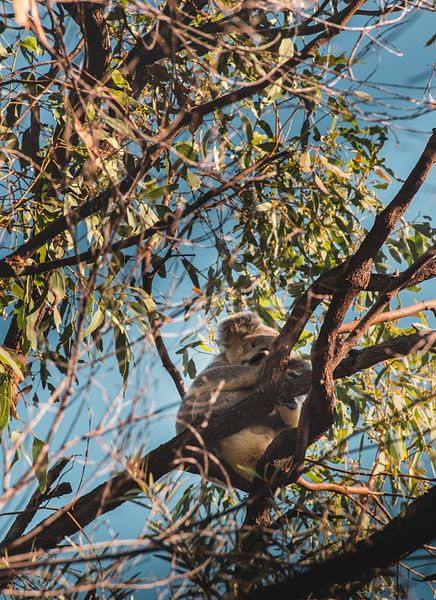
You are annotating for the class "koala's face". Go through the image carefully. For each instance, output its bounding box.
[226,328,278,365]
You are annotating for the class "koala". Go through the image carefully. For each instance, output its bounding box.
[176,312,310,482]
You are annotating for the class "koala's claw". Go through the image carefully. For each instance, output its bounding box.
[286,368,303,379]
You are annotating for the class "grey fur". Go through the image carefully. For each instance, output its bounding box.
[217,312,273,349]
[176,312,310,482]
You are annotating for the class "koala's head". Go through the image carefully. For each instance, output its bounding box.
[217,312,278,365]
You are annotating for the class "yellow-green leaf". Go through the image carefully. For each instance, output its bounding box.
[82,308,105,338]
[299,151,311,173]
[319,155,351,179]
[0,347,24,381]
[0,373,11,430]
[314,174,329,194]
[32,436,48,494]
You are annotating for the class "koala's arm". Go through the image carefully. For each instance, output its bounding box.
[286,356,312,378]
[189,354,261,396]
[274,355,311,428]
[176,355,262,434]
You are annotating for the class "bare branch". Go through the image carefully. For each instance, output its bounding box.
[296,478,383,497]
[1,458,72,546]
[142,243,187,398]
[339,299,436,332]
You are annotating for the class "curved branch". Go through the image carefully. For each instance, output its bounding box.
[293,129,436,480]
[244,127,436,525]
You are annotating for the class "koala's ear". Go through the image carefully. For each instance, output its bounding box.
[217,312,261,349]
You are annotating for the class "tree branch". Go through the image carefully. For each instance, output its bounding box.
[0,0,370,279]
[0,150,289,278]
[247,487,436,600]
[244,130,436,528]
[339,298,436,332]
[337,246,435,361]
[303,128,436,455]
[296,477,383,496]
[1,458,72,546]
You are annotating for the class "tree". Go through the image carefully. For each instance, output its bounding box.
[0,0,434,597]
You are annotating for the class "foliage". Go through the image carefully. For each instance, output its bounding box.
[0,0,434,597]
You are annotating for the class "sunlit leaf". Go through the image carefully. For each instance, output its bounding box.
[32,436,48,494]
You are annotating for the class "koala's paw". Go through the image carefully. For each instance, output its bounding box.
[286,367,303,379]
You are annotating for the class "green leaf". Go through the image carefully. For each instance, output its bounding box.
[424,33,436,47]
[251,132,267,146]
[114,329,131,383]
[144,183,178,201]
[131,288,156,312]
[187,358,197,379]
[182,259,200,288]
[0,373,11,430]
[82,308,105,337]
[20,36,42,54]
[258,120,274,138]
[27,279,49,315]
[388,246,403,264]
[111,69,131,90]
[49,270,65,303]
[53,306,62,331]
[186,169,201,190]
[0,347,24,381]
[175,142,198,161]
[32,436,48,494]
[105,116,136,140]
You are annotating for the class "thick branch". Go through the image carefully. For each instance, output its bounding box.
[63,2,110,84]
[337,247,435,360]
[292,130,436,484]
[1,330,433,558]
[367,256,436,291]
[247,487,436,600]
